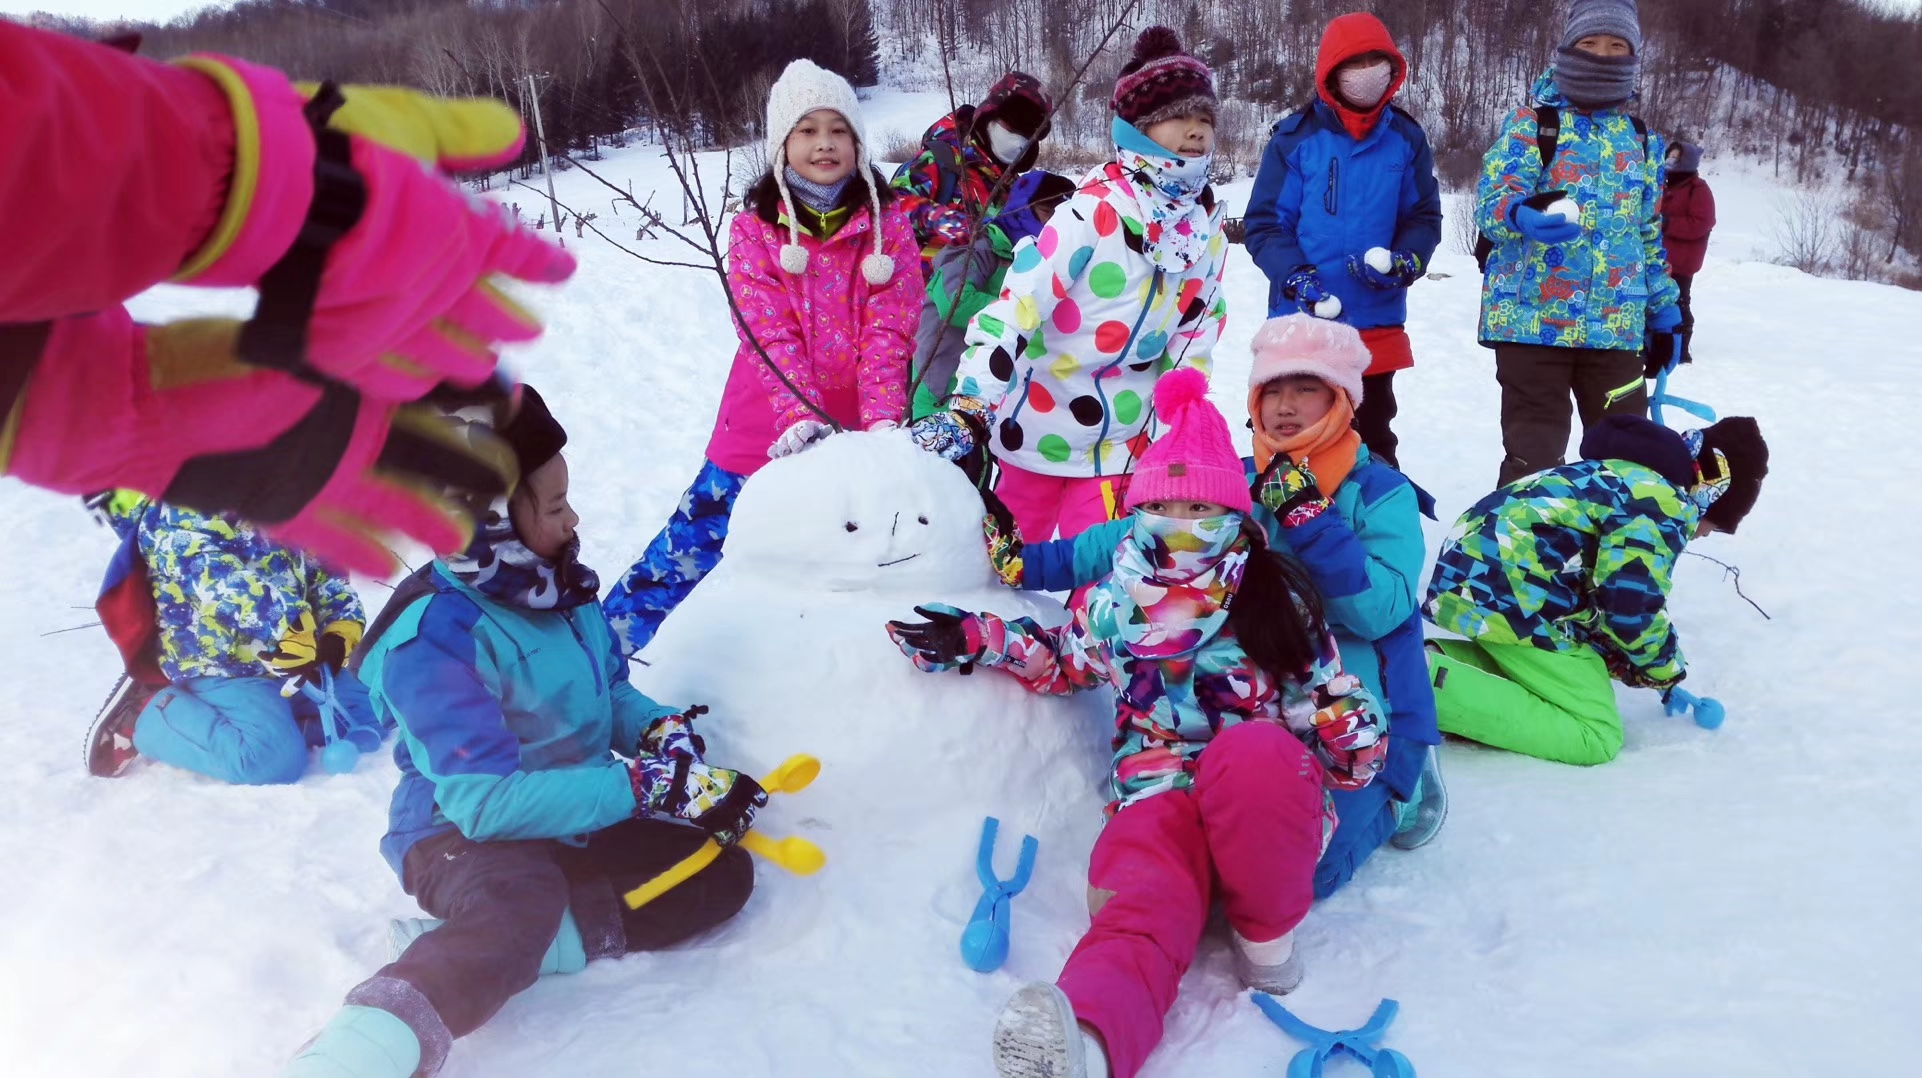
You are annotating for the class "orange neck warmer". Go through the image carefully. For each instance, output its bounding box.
[1247,389,1361,496]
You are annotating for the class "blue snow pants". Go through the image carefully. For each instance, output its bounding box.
[1313,742,1429,899]
[133,671,379,785]
[603,460,748,658]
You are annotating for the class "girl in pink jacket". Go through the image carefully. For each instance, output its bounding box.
[605,60,923,656]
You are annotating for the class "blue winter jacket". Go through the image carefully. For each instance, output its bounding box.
[1025,449,1440,800]
[359,564,681,877]
[1244,102,1444,326]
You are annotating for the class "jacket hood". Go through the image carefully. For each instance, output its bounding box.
[1315,13,1405,137]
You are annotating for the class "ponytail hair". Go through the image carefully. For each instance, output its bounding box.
[1228,519,1328,686]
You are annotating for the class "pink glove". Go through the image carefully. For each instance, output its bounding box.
[1,310,514,576]
[171,56,575,401]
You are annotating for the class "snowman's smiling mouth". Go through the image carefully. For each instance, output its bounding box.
[876,553,921,568]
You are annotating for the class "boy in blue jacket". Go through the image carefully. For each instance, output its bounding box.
[1244,13,1442,469]
[285,388,762,1078]
[1013,315,1446,895]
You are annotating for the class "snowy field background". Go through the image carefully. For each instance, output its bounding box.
[1,87,1920,1076]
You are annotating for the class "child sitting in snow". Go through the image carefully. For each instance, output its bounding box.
[1014,315,1447,893]
[603,58,921,657]
[285,388,762,1078]
[84,491,380,783]
[912,169,1076,419]
[887,369,1386,1078]
[1425,414,1768,765]
[911,27,1228,543]
[891,70,1054,267]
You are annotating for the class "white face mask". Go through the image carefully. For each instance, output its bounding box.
[986,121,1030,165]
[1335,59,1395,109]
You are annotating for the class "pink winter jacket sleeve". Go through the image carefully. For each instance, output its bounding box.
[0,22,234,323]
[726,213,828,432]
[853,206,924,429]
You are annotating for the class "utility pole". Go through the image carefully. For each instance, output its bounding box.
[524,72,560,232]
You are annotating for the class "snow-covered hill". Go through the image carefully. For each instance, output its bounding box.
[1,89,1919,1077]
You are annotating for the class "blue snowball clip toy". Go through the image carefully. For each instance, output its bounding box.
[960,816,1038,973]
[1664,685,1726,730]
[1252,994,1415,1078]
[289,666,380,774]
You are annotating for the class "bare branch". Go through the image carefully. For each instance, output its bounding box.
[1682,550,1773,620]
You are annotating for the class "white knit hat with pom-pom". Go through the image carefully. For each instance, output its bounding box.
[764,59,895,286]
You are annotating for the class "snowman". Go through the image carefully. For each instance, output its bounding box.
[627,430,1112,1074]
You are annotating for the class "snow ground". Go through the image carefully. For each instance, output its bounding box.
[2,89,1920,1077]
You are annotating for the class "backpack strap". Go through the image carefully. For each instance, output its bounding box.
[1534,104,1560,170]
[929,139,965,208]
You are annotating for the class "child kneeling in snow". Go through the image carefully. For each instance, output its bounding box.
[286,389,763,1078]
[910,26,1228,543]
[603,58,921,657]
[887,370,1386,1078]
[1015,315,1446,893]
[84,491,380,783]
[1424,414,1768,764]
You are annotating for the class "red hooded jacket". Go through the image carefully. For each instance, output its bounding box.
[1661,175,1716,277]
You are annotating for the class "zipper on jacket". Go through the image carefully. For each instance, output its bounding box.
[1002,367,1036,427]
[1092,268,1166,477]
[1325,157,1340,216]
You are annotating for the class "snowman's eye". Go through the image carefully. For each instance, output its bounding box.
[917,515,929,525]
[844,522,859,532]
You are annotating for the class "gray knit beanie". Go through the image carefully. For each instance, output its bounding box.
[1560,0,1643,54]
[1670,141,1704,173]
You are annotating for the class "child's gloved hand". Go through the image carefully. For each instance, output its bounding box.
[637,704,709,764]
[769,418,833,459]
[629,755,768,847]
[886,603,986,673]
[1346,248,1424,290]
[1283,268,1341,318]
[1643,305,1684,378]
[907,406,990,488]
[264,612,358,684]
[1255,455,1331,528]
[1510,202,1583,245]
[981,489,1024,589]
[172,58,576,401]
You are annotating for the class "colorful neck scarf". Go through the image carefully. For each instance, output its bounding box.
[443,499,601,611]
[1248,387,1362,495]
[1099,512,1248,660]
[1110,117,1215,273]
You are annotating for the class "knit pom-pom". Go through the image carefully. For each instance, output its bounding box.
[860,252,896,286]
[1131,25,1184,64]
[1154,366,1209,414]
[779,243,809,274]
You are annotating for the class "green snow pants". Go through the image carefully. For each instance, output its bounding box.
[1428,639,1624,765]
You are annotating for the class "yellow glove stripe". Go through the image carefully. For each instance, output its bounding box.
[145,320,255,391]
[322,620,364,655]
[171,57,265,283]
[0,389,25,475]
[294,83,523,168]
[477,280,541,332]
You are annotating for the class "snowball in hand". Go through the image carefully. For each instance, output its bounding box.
[1314,295,1344,319]
[1364,247,1393,274]
[1547,198,1580,224]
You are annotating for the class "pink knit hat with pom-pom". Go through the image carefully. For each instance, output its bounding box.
[1124,368,1252,514]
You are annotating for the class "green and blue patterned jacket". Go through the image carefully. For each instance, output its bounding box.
[1424,459,1696,688]
[1476,70,1679,351]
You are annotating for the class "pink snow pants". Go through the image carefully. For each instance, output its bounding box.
[994,462,1130,542]
[1059,721,1326,1078]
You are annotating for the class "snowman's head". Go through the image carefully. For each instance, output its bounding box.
[722,430,999,593]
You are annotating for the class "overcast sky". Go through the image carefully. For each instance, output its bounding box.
[1,0,228,22]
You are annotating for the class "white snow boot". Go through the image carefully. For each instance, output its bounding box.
[282,1005,420,1078]
[1390,747,1448,851]
[992,982,1109,1078]
[1232,929,1304,995]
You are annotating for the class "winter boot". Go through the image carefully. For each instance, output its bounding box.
[1231,928,1304,995]
[283,1005,421,1078]
[388,909,590,975]
[1390,747,1448,851]
[992,982,1108,1078]
[85,674,157,778]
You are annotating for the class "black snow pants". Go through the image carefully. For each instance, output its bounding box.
[1493,343,1648,488]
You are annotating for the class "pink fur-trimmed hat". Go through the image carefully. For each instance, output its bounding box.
[1247,314,1371,406]
[1124,368,1253,514]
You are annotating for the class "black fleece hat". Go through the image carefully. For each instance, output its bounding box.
[1580,415,1694,488]
[499,385,567,476]
[1697,417,1768,534]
